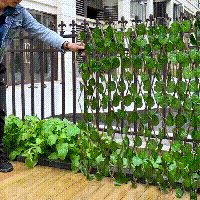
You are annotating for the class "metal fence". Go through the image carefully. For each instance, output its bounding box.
[4,20,79,122]
[4,14,199,136]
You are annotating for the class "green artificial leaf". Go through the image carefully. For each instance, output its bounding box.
[127,111,139,124]
[111,57,120,69]
[189,80,199,93]
[88,78,95,86]
[177,52,189,64]
[151,114,159,126]
[158,54,168,66]
[183,176,191,188]
[136,23,146,35]
[189,49,199,61]
[176,187,184,198]
[175,114,187,128]
[167,80,176,93]
[114,174,129,185]
[170,97,181,110]
[154,81,163,93]
[101,57,111,71]
[181,20,191,32]
[176,81,187,94]
[158,128,164,139]
[191,130,200,140]
[171,141,182,152]
[79,31,86,41]
[84,113,94,122]
[143,80,151,91]
[108,81,116,92]
[91,98,98,110]
[190,34,197,45]
[190,188,198,200]
[132,156,143,167]
[183,67,192,79]
[89,59,101,72]
[36,138,43,145]
[169,161,177,171]
[141,74,149,82]
[82,71,90,81]
[97,83,104,94]
[144,129,151,137]
[162,152,173,164]
[170,21,181,33]
[118,81,126,93]
[96,154,105,165]
[140,112,149,124]
[85,43,93,54]
[134,136,142,147]
[117,109,126,119]
[86,85,94,95]
[124,94,133,106]
[168,53,178,64]
[165,41,174,52]
[144,95,155,108]
[123,136,129,147]
[132,56,143,69]
[177,128,187,140]
[101,95,109,109]
[112,93,121,107]
[134,96,143,108]
[147,139,158,151]
[121,56,130,69]
[129,83,137,94]
[145,57,156,69]
[176,40,185,51]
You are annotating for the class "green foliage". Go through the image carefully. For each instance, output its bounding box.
[5,16,200,199]
[4,116,80,168]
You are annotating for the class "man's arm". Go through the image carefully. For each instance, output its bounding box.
[21,8,84,52]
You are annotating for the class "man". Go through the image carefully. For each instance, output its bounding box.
[0,0,85,172]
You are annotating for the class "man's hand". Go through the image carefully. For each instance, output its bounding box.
[64,42,85,53]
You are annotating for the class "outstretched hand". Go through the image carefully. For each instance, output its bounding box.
[64,42,85,53]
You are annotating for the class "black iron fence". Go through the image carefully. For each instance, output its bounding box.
[4,20,79,122]
[4,14,199,133]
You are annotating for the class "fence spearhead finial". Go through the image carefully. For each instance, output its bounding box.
[94,18,101,27]
[58,21,66,36]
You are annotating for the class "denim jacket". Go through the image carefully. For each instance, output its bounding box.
[0,4,67,63]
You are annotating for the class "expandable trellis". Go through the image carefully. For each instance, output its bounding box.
[78,13,200,198]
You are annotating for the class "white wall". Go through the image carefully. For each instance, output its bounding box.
[167,0,200,19]
[21,0,58,14]
[118,0,130,21]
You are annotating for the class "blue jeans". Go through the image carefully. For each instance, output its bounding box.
[0,63,6,144]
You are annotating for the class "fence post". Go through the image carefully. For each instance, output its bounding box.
[58,21,66,120]
[81,19,89,123]
[94,18,101,129]
[131,15,141,136]
[118,16,128,134]
[70,20,77,124]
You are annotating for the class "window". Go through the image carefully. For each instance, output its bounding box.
[130,0,147,22]
[154,2,166,18]
[173,3,183,21]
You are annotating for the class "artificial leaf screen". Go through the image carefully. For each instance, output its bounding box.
[79,16,200,198]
